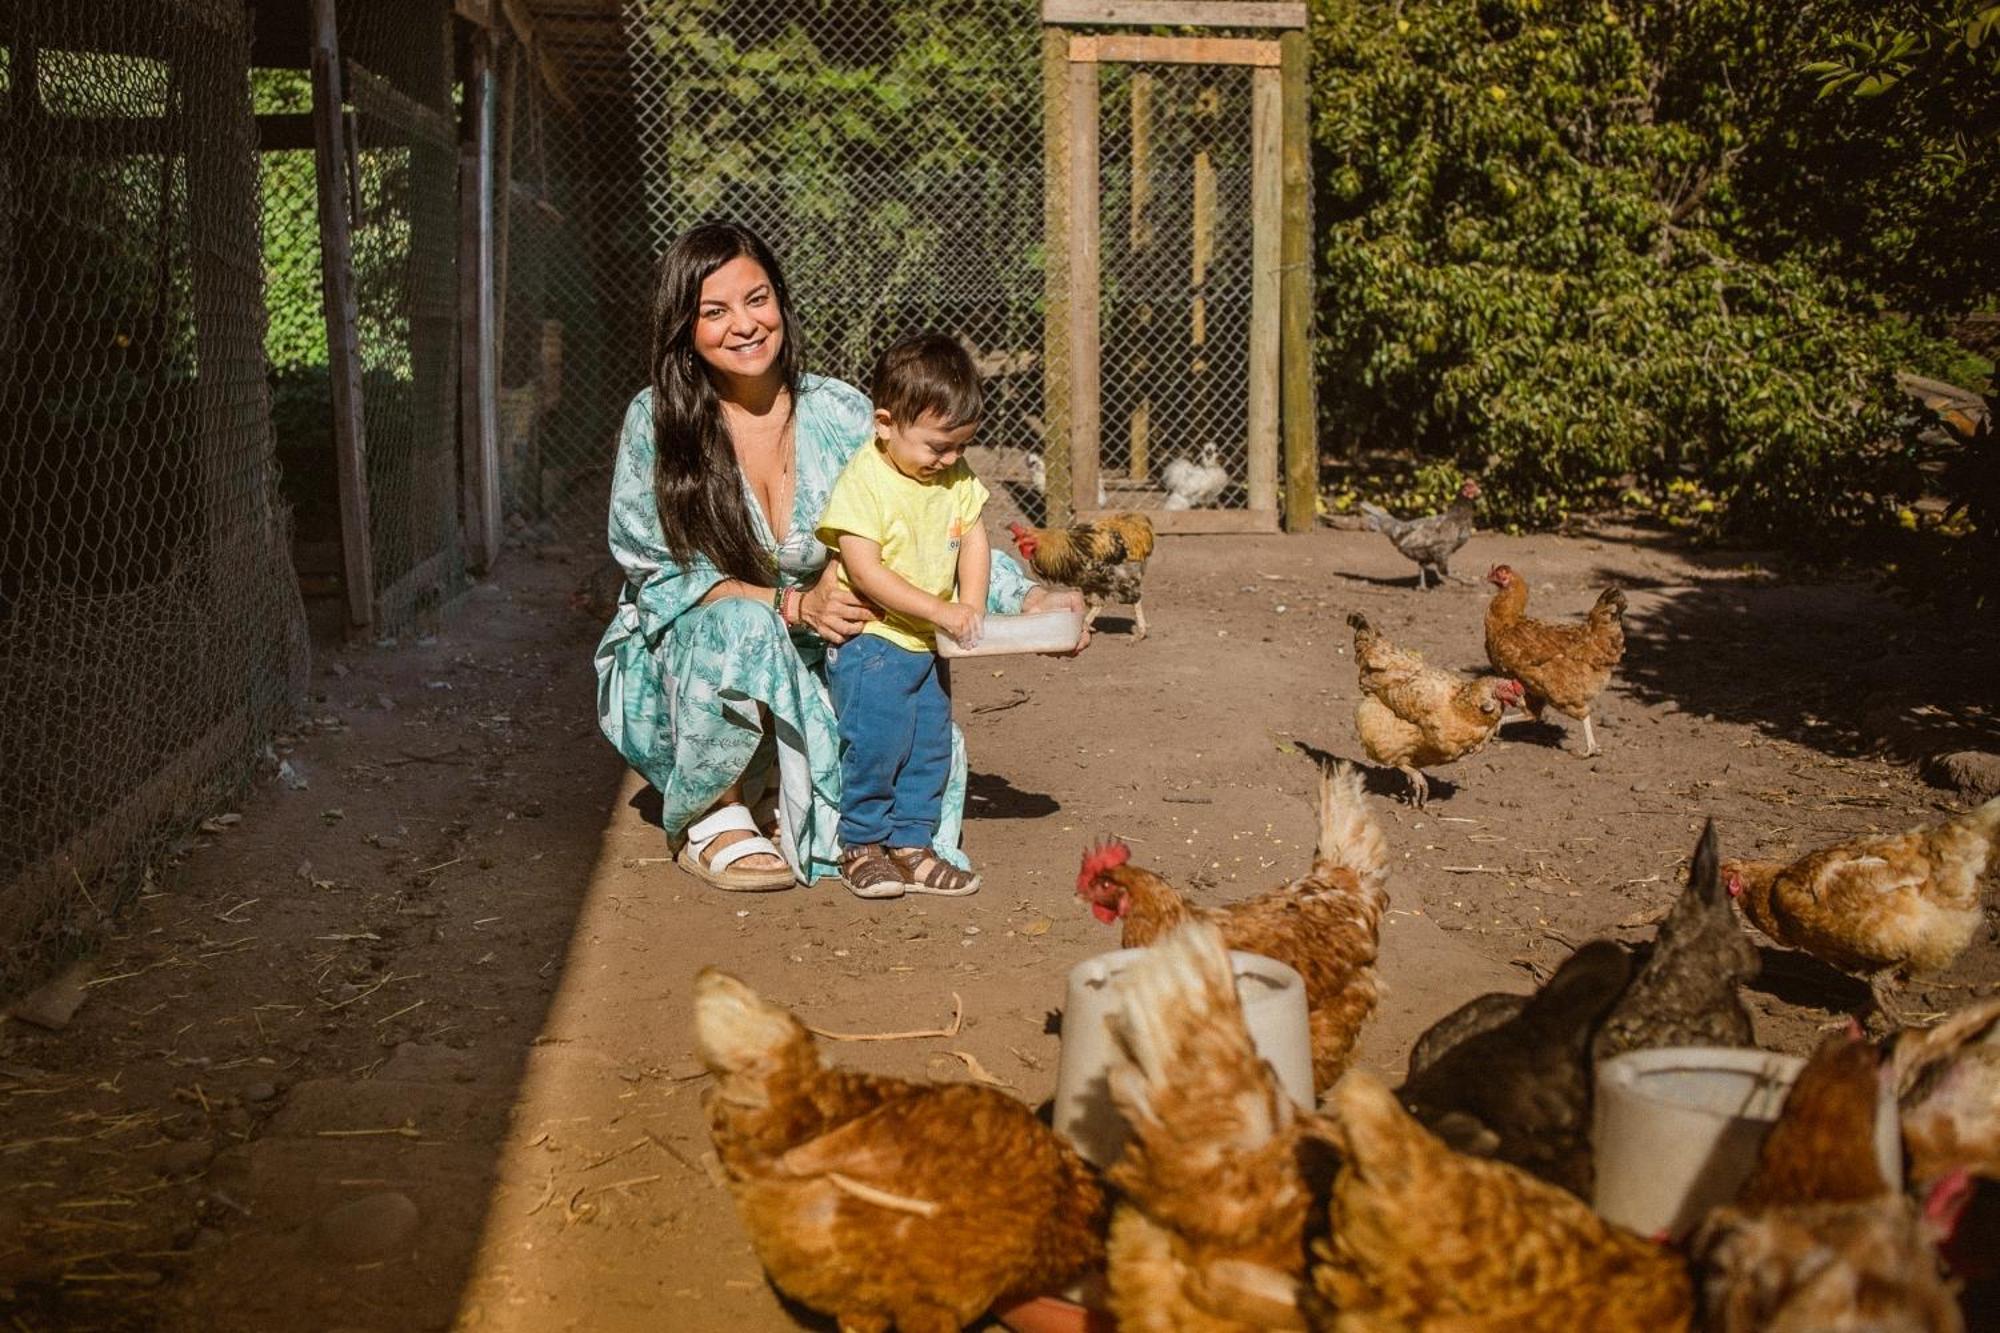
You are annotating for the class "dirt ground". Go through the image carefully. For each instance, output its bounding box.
[3,520,1997,1331]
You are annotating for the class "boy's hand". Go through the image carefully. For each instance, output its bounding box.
[938,602,984,648]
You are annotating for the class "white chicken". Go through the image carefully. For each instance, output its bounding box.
[1162,444,1229,510]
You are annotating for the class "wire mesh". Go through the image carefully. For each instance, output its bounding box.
[0,0,308,984]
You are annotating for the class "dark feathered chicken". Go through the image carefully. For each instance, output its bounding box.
[1592,819,1760,1066]
[1358,479,1480,588]
[1398,939,1633,1197]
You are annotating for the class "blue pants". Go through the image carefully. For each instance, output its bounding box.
[827,634,953,850]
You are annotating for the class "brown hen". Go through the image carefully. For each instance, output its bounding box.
[1723,796,2000,1024]
[1101,922,1318,1332]
[1691,1029,1964,1332]
[1076,762,1389,1092]
[1006,513,1154,639]
[1304,1070,1693,1333]
[1348,611,1524,806]
[1483,565,1627,757]
[693,969,1105,1332]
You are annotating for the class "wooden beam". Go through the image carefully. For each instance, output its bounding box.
[494,40,520,367]
[1128,69,1153,484]
[258,112,416,152]
[459,38,502,573]
[453,0,495,25]
[1248,64,1282,515]
[497,0,577,112]
[1279,29,1317,532]
[1040,29,1073,526]
[1076,508,1280,534]
[1042,0,1306,28]
[310,0,375,632]
[1069,35,1282,66]
[1067,56,1102,522]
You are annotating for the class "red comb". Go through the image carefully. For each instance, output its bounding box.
[1076,838,1130,892]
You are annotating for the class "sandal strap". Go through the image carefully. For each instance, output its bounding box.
[706,832,783,873]
[840,844,906,898]
[889,847,980,894]
[686,803,760,845]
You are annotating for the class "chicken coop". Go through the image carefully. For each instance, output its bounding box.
[0,0,1318,986]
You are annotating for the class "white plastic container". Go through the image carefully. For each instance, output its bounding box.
[1592,1047,1902,1240]
[1052,947,1313,1168]
[936,608,1085,659]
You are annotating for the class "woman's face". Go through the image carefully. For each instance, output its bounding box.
[691,255,785,384]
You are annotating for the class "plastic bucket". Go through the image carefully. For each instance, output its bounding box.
[1593,1046,1902,1240]
[936,608,1085,658]
[1052,947,1313,1168]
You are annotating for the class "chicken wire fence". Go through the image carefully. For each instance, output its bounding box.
[0,0,308,985]
[508,1,1272,545]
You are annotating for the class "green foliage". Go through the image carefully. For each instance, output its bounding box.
[1311,0,1982,543]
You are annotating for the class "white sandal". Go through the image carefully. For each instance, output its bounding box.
[676,804,795,892]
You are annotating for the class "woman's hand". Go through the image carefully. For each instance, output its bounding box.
[1022,586,1091,655]
[799,562,877,645]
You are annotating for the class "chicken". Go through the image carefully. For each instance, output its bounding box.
[1101,922,1318,1331]
[1162,444,1230,510]
[1722,796,2000,1024]
[1348,610,1524,806]
[1006,513,1154,640]
[1076,761,1390,1091]
[1303,1069,1693,1333]
[1483,566,1627,757]
[1357,479,1480,589]
[1397,939,1632,1197]
[1894,997,2000,1187]
[692,968,1106,1332]
[1690,1029,1964,1333]
[1591,819,1761,1065]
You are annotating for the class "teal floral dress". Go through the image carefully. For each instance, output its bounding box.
[593,375,1034,883]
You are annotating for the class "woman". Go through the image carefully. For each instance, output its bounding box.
[595,221,1081,891]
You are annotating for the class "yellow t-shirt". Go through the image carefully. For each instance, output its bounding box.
[816,441,989,652]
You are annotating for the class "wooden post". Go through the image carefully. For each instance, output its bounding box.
[1067,56,1102,517]
[1127,70,1154,484]
[1279,29,1316,532]
[1247,65,1281,515]
[310,0,375,632]
[493,39,520,369]
[1040,28,1073,525]
[459,34,501,572]
[1188,102,1215,478]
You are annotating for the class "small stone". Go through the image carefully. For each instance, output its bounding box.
[1926,750,2000,802]
[241,1081,278,1104]
[1630,780,1653,794]
[8,960,95,1031]
[312,1191,419,1264]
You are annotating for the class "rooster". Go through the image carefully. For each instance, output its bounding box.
[1358,479,1480,589]
[1483,565,1627,757]
[1101,923,1318,1331]
[1006,513,1154,640]
[1076,762,1390,1092]
[1305,1070,1694,1333]
[1348,610,1524,806]
[1722,796,2000,1025]
[693,969,1106,1331]
[1691,1029,1965,1332]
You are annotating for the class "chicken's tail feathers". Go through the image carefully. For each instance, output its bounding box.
[1950,793,2000,841]
[1105,924,1275,1134]
[1591,585,1629,623]
[692,967,810,1078]
[1323,1068,1424,1167]
[1689,818,1725,906]
[1313,760,1391,901]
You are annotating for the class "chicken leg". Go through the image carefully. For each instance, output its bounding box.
[1400,765,1430,808]
[1580,713,1601,759]
[1131,597,1148,641]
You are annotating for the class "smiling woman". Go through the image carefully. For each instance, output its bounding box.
[593,221,1082,891]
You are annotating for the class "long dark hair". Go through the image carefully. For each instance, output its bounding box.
[647,221,805,584]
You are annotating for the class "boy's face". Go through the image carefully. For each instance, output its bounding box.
[875,408,977,482]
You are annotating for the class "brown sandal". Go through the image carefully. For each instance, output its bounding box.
[839,843,907,900]
[887,847,982,897]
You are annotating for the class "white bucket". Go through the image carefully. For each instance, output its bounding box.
[1592,1046,1902,1240]
[936,608,1085,658]
[1052,947,1314,1168]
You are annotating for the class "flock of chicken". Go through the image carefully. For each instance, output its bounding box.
[690,497,2000,1332]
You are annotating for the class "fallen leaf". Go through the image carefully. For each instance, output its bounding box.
[1020,918,1052,938]
[947,1050,1013,1088]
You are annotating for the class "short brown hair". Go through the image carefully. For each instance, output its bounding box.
[869,332,983,429]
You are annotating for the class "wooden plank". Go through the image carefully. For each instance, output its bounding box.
[494,40,520,368]
[498,0,577,112]
[1041,28,1074,526]
[345,59,457,150]
[1043,0,1307,28]
[1279,30,1317,532]
[257,111,414,153]
[310,0,375,632]
[453,0,494,25]
[1069,35,1281,66]
[458,40,502,573]
[373,546,455,629]
[1067,57,1102,522]
[1076,507,1280,534]
[1128,69,1153,483]
[1247,65,1281,514]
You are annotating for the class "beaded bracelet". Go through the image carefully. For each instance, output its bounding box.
[771,583,787,618]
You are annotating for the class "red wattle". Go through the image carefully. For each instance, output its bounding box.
[1090,902,1118,925]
